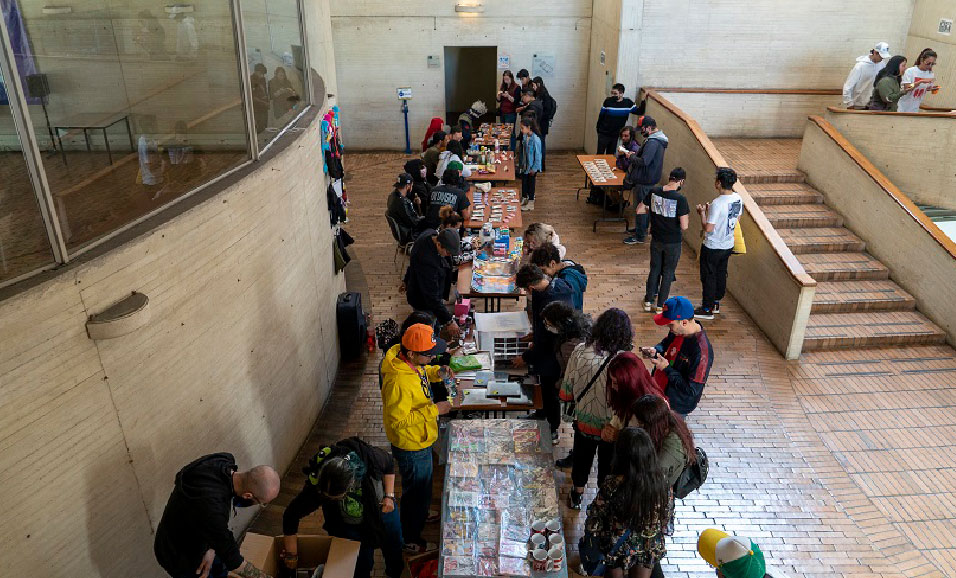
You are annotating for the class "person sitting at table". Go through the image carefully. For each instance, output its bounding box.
[424,167,471,229]
[421,117,444,152]
[457,100,487,149]
[421,131,446,185]
[403,158,432,214]
[387,173,423,245]
[436,138,472,181]
[524,223,567,259]
[513,264,574,442]
[403,228,462,340]
[530,242,588,311]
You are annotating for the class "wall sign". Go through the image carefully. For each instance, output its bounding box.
[397,87,413,100]
[940,18,953,35]
[497,55,510,69]
[532,55,555,77]
[427,55,440,68]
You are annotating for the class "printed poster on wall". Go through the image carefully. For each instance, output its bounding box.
[498,55,510,69]
[532,55,555,77]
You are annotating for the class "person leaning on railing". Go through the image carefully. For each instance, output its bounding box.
[867,55,922,112]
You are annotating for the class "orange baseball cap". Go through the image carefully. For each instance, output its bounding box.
[401,324,447,355]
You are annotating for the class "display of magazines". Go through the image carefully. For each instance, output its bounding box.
[471,236,523,294]
[439,420,568,578]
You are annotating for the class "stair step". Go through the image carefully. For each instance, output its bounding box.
[803,311,947,351]
[739,171,805,185]
[798,252,889,281]
[762,204,844,228]
[746,183,824,206]
[812,280,917,313]
[778,228,866,254]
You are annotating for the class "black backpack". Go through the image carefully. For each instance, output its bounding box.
[673,447,709,499]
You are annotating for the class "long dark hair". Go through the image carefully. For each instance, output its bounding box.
[610,427,670,529]
[916,48,937,66]
[875,55,907,84]
[532,76,550,99]
[588,308,634,355]
[500,70,516,91]
[541,301,591,342]
[630,395,696,464]
[446,139,466,159]
[606,353,664,423]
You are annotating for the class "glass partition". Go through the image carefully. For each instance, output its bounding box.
[0,66,53,281]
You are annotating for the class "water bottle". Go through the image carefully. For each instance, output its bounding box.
[494,138,500,155]
[440,366,458,399]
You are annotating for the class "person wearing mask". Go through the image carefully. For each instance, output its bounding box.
[583,428,671,578]
[601,354,666,437]
[516,87,545,129]
[898,48,940,113]
[387,173,423,244]
[533,76,557,171]
[497,70,521,124]
[421,118,444,152]
[635,167,689,311]
[403,228,462,339]
[425,167,471,229]
[842,42,891,109]
[403,158,431,213]
[421,131,446,185]
[695,167,742,318]
[281,438,403,578]
[530,242,588,311]
[615,126,641,172]
[524,222,567,259]
[624,116,669,244]
[380,324,453,553]
[596,84,638,154]
[436,135,472,181]
[154,455,280,578]
[517,117,543,211]
[541,301,592,377]
[640,296,714,417]
[559,308,635,508]
[867,55,912,112]
[513,264,575,439]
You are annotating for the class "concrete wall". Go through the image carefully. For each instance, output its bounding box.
[658,92,839,138]
[824,109,956,210]
[583,0,623,153]
[906,0,956,108]
[799,118,956,344]
[644,92,816,359]
[330,1,592,150]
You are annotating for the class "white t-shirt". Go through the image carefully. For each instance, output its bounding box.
[703,192,743,250]
[898,66,935,113]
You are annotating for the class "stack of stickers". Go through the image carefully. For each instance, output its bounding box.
[471,190,521,226]
[582,159,615,184]
[440,420,566,578]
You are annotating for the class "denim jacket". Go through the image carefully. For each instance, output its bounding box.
[518,132,543,174]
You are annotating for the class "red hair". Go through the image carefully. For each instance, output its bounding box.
[421,117,444,152]
[606,352,665,423]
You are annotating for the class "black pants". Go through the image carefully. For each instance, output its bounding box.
[571,430,614,489]
[521,172,537,200]
[699,245,733,310]
[596,132,618,155]
[540,133,548,172]
[645,240,682,305]
[540,375,560,437]
[631,185,654,240]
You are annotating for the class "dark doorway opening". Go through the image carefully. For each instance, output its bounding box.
[443,46,497,129]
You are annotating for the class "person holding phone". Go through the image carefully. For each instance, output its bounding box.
[898,48,940,113]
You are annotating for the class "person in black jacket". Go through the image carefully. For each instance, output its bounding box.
[404,228,462,339]
[403,158,431,214]
[281,437,403,578]
[624,116,669,244]
[596,83,637,154]
[516,88,544,133]
[154,454,280,578]
[512,264,574,440]
[532,76,556,171]
[387,173,423,244]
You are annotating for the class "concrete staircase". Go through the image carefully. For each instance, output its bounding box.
[746,179,946,351]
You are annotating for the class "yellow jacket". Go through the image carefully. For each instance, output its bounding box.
[381,344,443,450]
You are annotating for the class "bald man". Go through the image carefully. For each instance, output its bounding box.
[154,453,280,578]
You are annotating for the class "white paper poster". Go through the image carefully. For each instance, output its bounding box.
[498,55,510,69]
[532,55,555,77]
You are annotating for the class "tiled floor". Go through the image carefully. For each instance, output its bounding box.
[250,150,956,578]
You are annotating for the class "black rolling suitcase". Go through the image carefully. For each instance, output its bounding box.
[336,292,367,360]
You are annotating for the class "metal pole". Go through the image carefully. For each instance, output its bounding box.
[402,100,411,154]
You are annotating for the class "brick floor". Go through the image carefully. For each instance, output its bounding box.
[250,150,956,578]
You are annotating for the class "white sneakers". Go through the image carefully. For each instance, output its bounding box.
[521,200,534,211]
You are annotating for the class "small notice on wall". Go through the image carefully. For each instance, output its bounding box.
[532,55,555,77]
[940,18,953,35]
[498,55,510,69]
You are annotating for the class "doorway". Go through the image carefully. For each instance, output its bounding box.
[443,46,497,128]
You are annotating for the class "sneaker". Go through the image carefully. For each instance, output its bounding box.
[521,200,534,211]
[643,301,653,312]
[521,197,529,206]
[403,542,437,554]
[694,307,715,320]
[551,430,559,444]
[623,236,646,245]
[555,451,574,468]
[656,305,664,313]
[426,509,441,523]
[714,301,721,315]
[568,489,583,510]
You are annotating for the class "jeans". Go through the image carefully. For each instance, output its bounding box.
[631,185,654,240]
[540,132,547,172]
[326,508,405,578]
[171,557,228,578]
[645,240,682,305]
[392,445,433,547]
[596,133,618,155]
[521,172,537,200]
[699,245,733,310]
[570,430,614,489]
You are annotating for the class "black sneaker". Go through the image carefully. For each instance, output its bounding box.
[520,411,544,420]
[568,489,583,510]
[623,235,646,245]
[714,301,721,315]
[555,451,574,468]
[694,307,715,320]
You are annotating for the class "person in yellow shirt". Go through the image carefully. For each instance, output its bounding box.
[381,323,452,553]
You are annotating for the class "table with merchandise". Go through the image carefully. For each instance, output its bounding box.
[440,419,569,578]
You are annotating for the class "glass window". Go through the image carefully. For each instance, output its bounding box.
[0,67,54,282]
[240,0,307,148]
[8,0,251,252]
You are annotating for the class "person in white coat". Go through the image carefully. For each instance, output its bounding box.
[843,42,891,109]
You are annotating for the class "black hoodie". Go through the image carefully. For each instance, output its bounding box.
[403,158,432,211]
[154,453,245,576]
[404,229,453,324]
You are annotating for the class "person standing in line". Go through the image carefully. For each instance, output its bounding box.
[541,301,593,377]
[601,354,666,437]
[497,70,521,124]
[640,296,714,417]
[624,116,669,244]
[867,55,912,112]
[898,48,940,113]
[380,324,453,554]
[154,454,280,578]
[636,167,689,311]
[524,222,567,258]
[695,167,742,319]
[533,76,557,171]
[842,42,890,109]
[595,83,637,154]
[530,242,588,311]
[516,68,532,89]
[517,118,543,211]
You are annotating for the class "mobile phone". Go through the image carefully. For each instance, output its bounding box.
[640,346,656,358]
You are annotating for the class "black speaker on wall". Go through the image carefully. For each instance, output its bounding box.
[26,73,50,98]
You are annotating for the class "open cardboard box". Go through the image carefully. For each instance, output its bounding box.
[240,533,360,578]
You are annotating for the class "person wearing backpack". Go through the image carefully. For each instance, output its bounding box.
[530,242,587,311]
[533,76,556,171]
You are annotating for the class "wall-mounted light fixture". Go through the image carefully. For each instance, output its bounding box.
[164,3,194,14]
[41,5,72,14]
[455,3,484,13]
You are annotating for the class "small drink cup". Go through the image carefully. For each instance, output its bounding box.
[548,533,564,548]
[531,548,549,572]
[547,546,564,571]
[531,519,547,535]
[531,533,547,549]
[545,520,560,536]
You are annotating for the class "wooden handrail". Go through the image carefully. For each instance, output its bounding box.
[650,87,841,96]
[827,106,955,118]
[641,89,817,288]
[921,104,956,112]
[807,115,956,260]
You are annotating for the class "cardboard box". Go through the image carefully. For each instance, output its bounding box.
[240,533,360,578]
